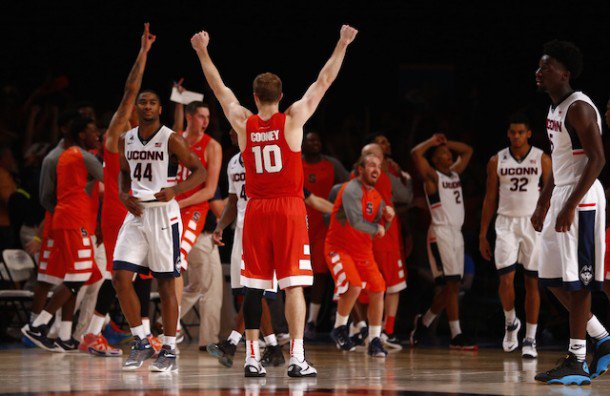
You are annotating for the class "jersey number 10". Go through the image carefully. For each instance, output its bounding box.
[252,145,283,174]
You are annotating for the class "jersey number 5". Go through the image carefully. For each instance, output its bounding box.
[252,145,283,174]
[133,163,152,181]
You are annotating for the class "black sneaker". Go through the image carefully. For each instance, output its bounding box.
[22,324,58,352]
[149,346,178,372]
[206,340,237,368]
[260,344,285,367]
[330,325,355,351]
[367,337,388,358]
[304,321,317,341]
[409,315,429,347]
[122,337,155,370]
[590,336,610,379]
[54,337,80,353]
[450,333,478,351]
[535,353,591,385]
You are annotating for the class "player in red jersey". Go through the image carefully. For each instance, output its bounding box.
[23,116,103,352]
[302,131,349,339]
[191,24,358,377]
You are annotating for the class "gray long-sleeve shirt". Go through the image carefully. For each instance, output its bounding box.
[39,140,65,213]
[341,178,384,237]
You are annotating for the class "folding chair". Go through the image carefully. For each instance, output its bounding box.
[0,249,36,326]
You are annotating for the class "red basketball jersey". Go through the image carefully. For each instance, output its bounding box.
[176,133,212,211]
[101,148,128,227]
[243,113,303,199]
[303,158,335,235]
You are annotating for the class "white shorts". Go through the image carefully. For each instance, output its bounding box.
[539,180,606,291]
[427,225,464,284]
[113,200,183,278]
[230,225,277,296]
[495,215,540,275]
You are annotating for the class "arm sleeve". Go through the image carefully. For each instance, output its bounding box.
[389,173,413,205]
[342,181,379,236]
[373,199,386,223]
[82,149,104,181]
[303,188,312,199]
[327,156,349,183]
[39,157,57,213]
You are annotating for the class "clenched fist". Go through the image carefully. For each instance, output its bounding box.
[339,25,358,46]
[191,31,210,52]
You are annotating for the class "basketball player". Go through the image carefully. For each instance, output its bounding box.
[532,40,610,385]
[23,116,103,352]
[326,153,394,357]
[191,24,357,377]
[479,114,551,358]
[410,133,476,350]
[602,99,610,300]
[112,87,206,370]
[302,131,349,339]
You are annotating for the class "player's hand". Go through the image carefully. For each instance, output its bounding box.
[25,237,41,256]
[173,78,185,94]
[383,206,395,222]
[375,224,386,238]
[191,31,210,52]
[530,203,549,232]
[555,203,576,232]
[430,133,447,146]
[479,236,492,261]
[120,193,143,217]
[339,25,358,46]
[141,23,156,53]
[154,187,177,202]
[212,227,224,246]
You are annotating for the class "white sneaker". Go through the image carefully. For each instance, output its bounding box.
[244,356,266,377]
[277,333,290,346]
[287,356,317,377]
[380,332,403,351]
[521,338,538,359]
[502,317,521,352]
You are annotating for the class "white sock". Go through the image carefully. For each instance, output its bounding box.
[87,314,106,335]
[525,323,537,341]
[422,309,437,328]
[164,336,176,350]
[503,309,516,326]
[587,316,610,341]
[290,339,304,360]
[32,310,53,328]
[130,325,146,340]
[569,338,586,362]
[228,330,242,345]
[247,339,260,360]
[334,313,349,328]
[368,325,382,342]
[308,303,321,324]
[142,318,151,336]
[59,321,72,341]
[264,334,278,347]
[449,320,462,338]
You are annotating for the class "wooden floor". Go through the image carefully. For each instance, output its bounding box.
[0,343,609,395]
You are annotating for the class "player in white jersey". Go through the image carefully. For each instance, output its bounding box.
[113,86,206,372]
[532,40,610,385]
[410,133,475,350]
[480,114,551,358]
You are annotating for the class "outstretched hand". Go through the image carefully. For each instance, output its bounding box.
[191,31,210,52]
[141,22,156,53]
[339,25,358,46]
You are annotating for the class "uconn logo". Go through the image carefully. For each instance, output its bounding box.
[442,181,461,189]
[546,119,562,132]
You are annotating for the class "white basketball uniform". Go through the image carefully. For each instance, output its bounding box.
[113,126,183,278]
[426,170,465,283]
[539,92,606,290]
[494,146,543,274]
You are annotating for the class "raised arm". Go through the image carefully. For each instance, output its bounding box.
[447,140,474,174]
[106,23,156,154]
[285,25,358,130]
[190,31,251,135]
[172,78,185,132]
[411,134,443,192]
[479,155,499,261]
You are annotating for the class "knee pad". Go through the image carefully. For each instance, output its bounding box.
[243,288,264,330]
[64,281,84,296]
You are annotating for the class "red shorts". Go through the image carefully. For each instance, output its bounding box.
[48,228,101,285]
[374,249,407,293]
[37,230,61,285]
[179,206,208,271]
[309,229,328,274]
[605,228,610,279]
[325,248,386,298]
[242,197,313,290]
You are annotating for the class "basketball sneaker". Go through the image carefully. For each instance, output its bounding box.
[368,337,388,358]
[590,336,610,379]
[287,356,317,377]
[82,333,122,357]
[244,356,266,377]
[147,334,163,355]
[22,324,58,352]
[261,344,285,367]
[149,346,178,372]
[410,314,429,347]
[381,332,403,351]
[102,321,133,345]
[330,325,356,351]
[175,328,185,344]
[521,338,537,359]
[450,333,478,351]
[351,326,368,347]
[277,333,290,346]
[54,338,80,353]
[207,340,237,368]
[503,317,521,352]
[535,353,591,385]
[304,321,317,341]
[122,336,155,370]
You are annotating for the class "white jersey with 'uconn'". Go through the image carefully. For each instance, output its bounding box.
[425,170,464,227]
[124,125,178,201]
[496,146,543,217]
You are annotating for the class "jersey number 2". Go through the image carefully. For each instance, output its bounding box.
[133,163,152,181]
[252,145,282,173]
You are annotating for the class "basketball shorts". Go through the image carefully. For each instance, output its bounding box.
[427,225,464,284]
[48,228,101,284]
[539,180,606,291]
[37,229,61,285]
[325,248,385,299]
[310,230,329,274]
[179,206,208,271]
[231,225,277,298]
[113,200,183,279]
[241,197,313,290]
[494,214,540,275]
[373,248,407,293]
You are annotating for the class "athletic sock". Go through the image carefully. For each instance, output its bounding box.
[87,314,106,335]
[334,313,349,328]
[247,339,261,360]
[164,336,176,350]
[587,316,610,341]
[384,316,396,335]
[525,323,537,341]
[59,321,72,341]
[308,303,321,324]
[290,339,304,361]
[264,334,278,347]
[141,318,151,336]
[130,325,146,340]
[32,310,53,328]
[503,309,516,326]
[569,338,586,362]
[422,309,437,328]
[228,330,242,345]
[368,325,382,343]
[449,320,462,338]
